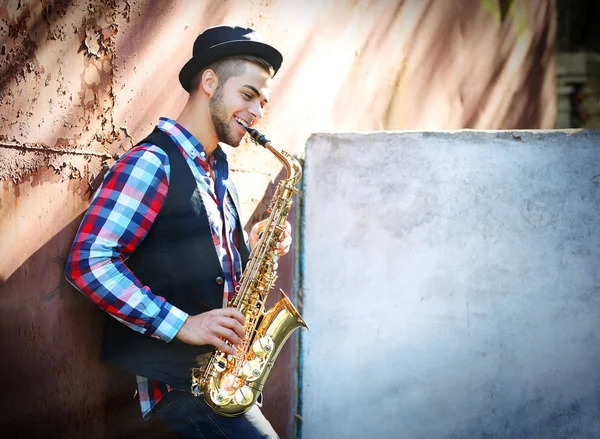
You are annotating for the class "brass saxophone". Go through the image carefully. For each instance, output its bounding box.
[190,125,308,417]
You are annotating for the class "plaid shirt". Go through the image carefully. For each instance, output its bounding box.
[65,117,244,419]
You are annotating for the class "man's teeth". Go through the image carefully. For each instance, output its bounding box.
[235,117,248,128]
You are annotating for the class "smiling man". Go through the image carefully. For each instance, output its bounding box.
[65,26,289,438]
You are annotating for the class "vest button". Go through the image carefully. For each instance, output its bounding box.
[215,276,224,285]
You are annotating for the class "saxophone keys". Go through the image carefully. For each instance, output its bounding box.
[234,386,254,406]
[211,389,233,406]
[190,367,203,397]
[253,335,274,358]
[221,373,239,393]
[214,354,228,372]
[242,359,262,381]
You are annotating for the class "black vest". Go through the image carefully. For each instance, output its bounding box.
[100,128,250,390]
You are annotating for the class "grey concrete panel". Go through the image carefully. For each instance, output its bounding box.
[300,131,600,439]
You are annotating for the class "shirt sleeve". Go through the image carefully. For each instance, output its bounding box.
[65,144,188,342]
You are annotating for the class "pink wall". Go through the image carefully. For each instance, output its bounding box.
[0,1,556,437]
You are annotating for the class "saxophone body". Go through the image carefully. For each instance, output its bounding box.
[191,126,308,417]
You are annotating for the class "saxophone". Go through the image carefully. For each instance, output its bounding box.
[190,125,308,417]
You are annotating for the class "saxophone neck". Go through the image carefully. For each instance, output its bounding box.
[266,144,302,185]
[244,126,302,183]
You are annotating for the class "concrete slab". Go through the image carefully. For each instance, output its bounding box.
[300,130,600,439]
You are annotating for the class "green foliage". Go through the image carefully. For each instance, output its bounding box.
[480,0,529,38]
[481,0,515,24]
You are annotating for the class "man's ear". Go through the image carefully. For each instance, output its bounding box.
[200,69,219,97]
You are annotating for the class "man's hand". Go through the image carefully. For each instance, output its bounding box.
[249,220,292,256]
[175,308,246,355]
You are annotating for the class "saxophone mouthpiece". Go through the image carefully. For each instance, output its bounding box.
[239,121,270,147]
[247,128,269,147]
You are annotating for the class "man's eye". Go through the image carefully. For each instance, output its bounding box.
[243,93,252,100]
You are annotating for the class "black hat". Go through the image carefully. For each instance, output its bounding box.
[178,25,283,93]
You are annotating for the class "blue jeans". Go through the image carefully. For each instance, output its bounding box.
[154,390,280,439]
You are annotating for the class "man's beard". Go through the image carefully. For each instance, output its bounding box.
[209,85,240,146]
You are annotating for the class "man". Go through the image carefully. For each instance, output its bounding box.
[65,25,290,438]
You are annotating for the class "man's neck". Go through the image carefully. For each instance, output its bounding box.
[176,97,219,156]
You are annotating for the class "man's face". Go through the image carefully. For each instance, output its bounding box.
[209,61,272,147]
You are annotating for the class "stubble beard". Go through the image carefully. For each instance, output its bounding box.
[209,84,240,147]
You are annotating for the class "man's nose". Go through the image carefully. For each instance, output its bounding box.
[248,102,264,123]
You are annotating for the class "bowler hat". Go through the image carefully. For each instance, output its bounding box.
[179,25,283,93]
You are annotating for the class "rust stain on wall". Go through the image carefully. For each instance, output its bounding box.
[0,0,131,185]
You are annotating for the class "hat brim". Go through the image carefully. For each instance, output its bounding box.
[179,40,283,93]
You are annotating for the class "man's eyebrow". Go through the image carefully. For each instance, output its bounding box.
[243,85,269,104]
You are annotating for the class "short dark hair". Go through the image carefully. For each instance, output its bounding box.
[190,55,274,93]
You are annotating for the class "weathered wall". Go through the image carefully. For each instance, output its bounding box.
[301,130,600,439]
[0,0,556,438]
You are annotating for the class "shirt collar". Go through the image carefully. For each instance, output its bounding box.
[157,117,210,162]
[212,144,228,162]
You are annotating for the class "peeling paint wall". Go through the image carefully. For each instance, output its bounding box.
[0,0,556,438]
[0,0,124,177]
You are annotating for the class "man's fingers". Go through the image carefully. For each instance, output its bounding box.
[211,312,246,339]
[178,311,247,349]
[214,316,246,340]
[218,307,246,326]
[209,335,237,355]
[276,235,292,256]
[212,326,242,347]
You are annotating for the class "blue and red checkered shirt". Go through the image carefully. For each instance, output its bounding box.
[65,117,245,419]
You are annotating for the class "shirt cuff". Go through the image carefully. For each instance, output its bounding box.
[146,302,188,342]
